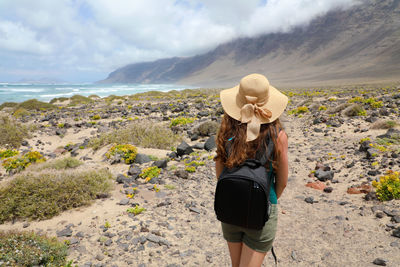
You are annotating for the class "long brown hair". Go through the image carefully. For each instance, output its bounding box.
[215,112,284,171]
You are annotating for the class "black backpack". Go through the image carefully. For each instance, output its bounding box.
[214,136,275,230]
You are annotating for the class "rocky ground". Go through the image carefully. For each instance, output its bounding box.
[1,85,400,266]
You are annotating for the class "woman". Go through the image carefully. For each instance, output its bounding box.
[214,73,289,267]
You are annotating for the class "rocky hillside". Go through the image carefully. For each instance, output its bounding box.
[99,0,400,87]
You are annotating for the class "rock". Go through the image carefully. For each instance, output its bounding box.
[104,239,113,246]
[95,254,104,261]
[304,197,314,204]
[391,216,400,223]
[189,207,201,214]
[365,191,377,201]
[174,169,189,179]
[377,128,400,139]
[192,143,204,149]
[69,238,80,245]
[116,174,132,184]
[347,183,372,194]
[152,159,168,169]
[146,234,160,243]
[359,140,373,152]
[204,136,216,151]
[135,154,151,164]
[392,227,400,238]
[323,187,333,193]
[57,227,73,237]
[372,258,387,266]
[118,199,130,205]
[128,166,141,179]
[177,141,194,157]
[23,222,30,228]
[376,212,385,218]
[366,148,379,158]
[305,181,326,190]
[314,169,334,181]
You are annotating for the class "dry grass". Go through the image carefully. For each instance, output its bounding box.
[0,115,33,148]
[89,121,181,150]
[0,168,113,223]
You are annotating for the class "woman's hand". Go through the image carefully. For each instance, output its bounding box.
[275,130,288,199]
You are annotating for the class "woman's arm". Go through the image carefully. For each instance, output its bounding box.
[215,159,224,180]
[275,130,288,199]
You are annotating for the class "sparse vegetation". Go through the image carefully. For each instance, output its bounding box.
[29,157,83,171]
[0,230,68,266]
[195,121,219,136]
[370,120,398,129]
[70,95,93,105]
[288,106,309,115]
[2,151,46,173]
[140,166,161,182]
[105,144,138,164]
[0,115,33,148]
[170,116,195,127]
[89,122,181,150]
[126,205,146,215]
[0,168,113,223]
[343,104,366,117]
[372,171,400,201]
[17,99,55,111]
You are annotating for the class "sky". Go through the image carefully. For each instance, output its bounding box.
[0,0,359,83]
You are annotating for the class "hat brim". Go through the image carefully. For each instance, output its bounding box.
[220,84,288,123]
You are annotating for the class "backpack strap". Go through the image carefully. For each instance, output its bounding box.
[271,246,278,266]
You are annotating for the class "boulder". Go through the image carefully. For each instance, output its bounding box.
[177,141,194,157]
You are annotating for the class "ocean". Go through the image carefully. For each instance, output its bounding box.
[0,83,194,104]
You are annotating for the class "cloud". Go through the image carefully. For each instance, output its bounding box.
[0,0,359,82]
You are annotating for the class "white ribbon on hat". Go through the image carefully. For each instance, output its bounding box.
[240,96,272,142]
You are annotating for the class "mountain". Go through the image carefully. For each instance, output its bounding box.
[99,0,400,87]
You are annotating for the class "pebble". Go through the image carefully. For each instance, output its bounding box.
[304,197,315,204]
[372,258,387,266]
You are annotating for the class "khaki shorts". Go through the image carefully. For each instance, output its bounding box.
[221,204,278,253]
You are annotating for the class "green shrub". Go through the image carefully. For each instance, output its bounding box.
[195,121,219,136]
[105,144,137,164]
[126,205,146,215]
[372,171,400,201]
[2,151,46,173]
[50,97,69,104]
[89,122,181,150]
[70,95,93,105]
[0,230,68,266]
[318,105,327,111]
[0,116,32,149]
[0,102,18,110]
[288,106,309,115]
[343,104,366,117]
[91,114,101,120]
[18,99,55,111]
[30,157,83,171]
[370,120,398,129]
[170,117,195,127]
[185,166,196,173]
[12,107,30,118]
[140,166,161,182]
[0,168,113,223]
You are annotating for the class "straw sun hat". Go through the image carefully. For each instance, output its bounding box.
[220,73,288,142]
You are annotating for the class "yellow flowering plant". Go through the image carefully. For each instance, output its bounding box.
[372,171,400,201]
[2,151,46,173]
[105,144,137,164]
[139,166,161,182]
